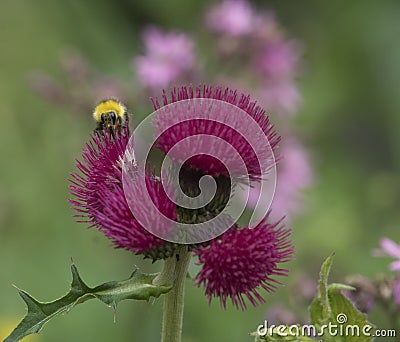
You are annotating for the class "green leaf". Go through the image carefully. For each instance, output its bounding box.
[4,263,172,342]
[327,286,375,342]
[309,253,334,326]
[309,254,375,342]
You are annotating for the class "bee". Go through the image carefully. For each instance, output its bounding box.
[93,98,129,138]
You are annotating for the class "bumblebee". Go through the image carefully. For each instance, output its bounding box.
[93,99,129,137]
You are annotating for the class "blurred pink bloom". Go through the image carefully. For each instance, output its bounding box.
[394,277,400,306]
[271,139,312,220]
[60,52,90,82]
[243,138,312,221]
[257,41,301,80]
[93,76,128,103]
[265,304,298,325]
[134,26,195,89]
[374,238,400,271]
[205,0,255,36]
[260,81,301,115]
[28,71,67,105]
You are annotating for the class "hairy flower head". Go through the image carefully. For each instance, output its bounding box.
[69,130,177,260]
[151,85,280,180]
[194,216,293,310]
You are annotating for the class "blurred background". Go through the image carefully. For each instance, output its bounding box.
[1,0,400,341]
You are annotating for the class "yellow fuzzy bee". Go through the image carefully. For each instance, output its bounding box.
[93,98,129,137]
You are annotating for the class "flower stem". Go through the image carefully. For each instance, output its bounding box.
[156,245,191,342]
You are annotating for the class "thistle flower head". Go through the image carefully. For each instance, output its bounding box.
[151,85,280,179]
[70,84,293,309]
[69,130,177,260]
[194,217,293,310]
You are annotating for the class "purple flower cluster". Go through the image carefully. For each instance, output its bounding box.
[70,85,294,309]
[205,0,302,116]
[134,26,195,90]
[374,237,400,307]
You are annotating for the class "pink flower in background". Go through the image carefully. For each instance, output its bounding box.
[374,238,400,271]
[134,26,195,89]
[394,277,400,306]
[259,81,301,115]
[271,139,312,220]
[243,138,312,221]
[205,0,255,36]
[257,41,301,80]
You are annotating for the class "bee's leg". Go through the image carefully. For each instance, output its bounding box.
[94,122,104,136]
[108,127,116,140]
[124,112,130,135]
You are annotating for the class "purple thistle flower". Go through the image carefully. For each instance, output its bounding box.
[374,237,400,271]
[69,84,293,309]
[133,26,195,89]
[69,130,177,260]
[205,0,256,37]
[152,85,280,179]
[193,217,293,310]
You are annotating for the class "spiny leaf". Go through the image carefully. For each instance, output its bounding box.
[309,253,334,325]
[4,263,172,342]
[309,254,375,342]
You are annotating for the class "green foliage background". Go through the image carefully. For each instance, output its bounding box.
[1,0,400,341]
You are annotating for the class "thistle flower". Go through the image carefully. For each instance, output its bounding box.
[194,218,293,310]
[70,84,293,309]
[152,85,280,179]
[69,130,177,260]
[134,26,195,89]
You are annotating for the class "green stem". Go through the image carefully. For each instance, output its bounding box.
[155,246,191,342]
